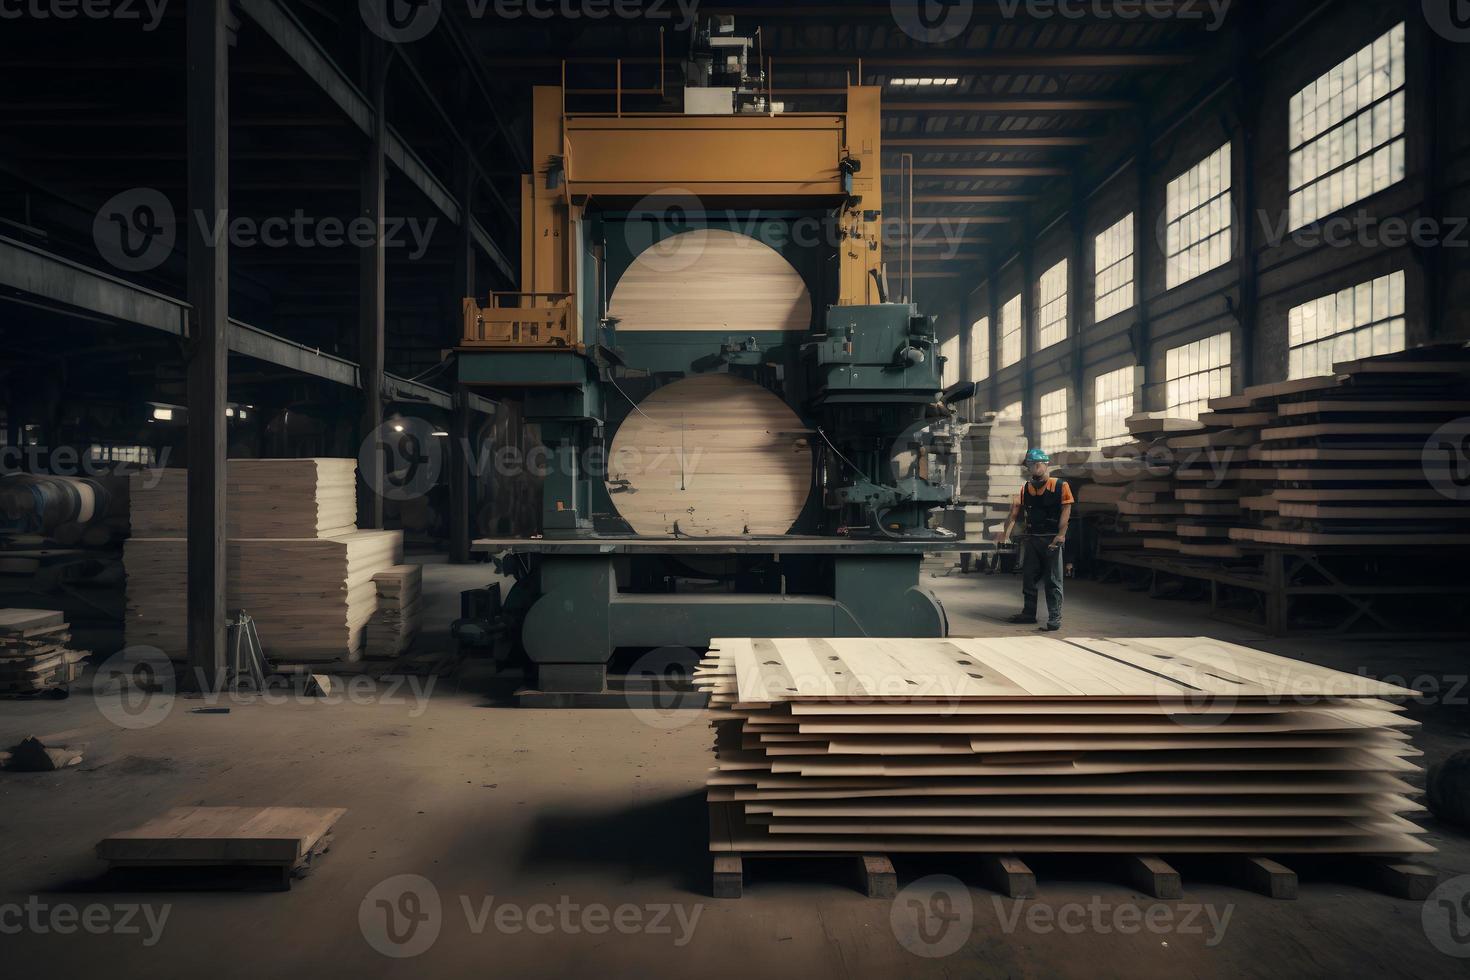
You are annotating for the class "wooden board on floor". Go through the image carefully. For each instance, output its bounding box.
[97,806,346,866]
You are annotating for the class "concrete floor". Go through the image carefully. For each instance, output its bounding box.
[3,560,1468,979]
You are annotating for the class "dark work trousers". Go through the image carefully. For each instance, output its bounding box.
[1019,534,1064,626]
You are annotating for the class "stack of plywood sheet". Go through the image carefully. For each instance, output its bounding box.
[128,459,358,538]
[124,532,402,665]
[0,608,85,696]
[365,565,423,659]
[696,636,1429,856]
[1228,352,1470,548]
[958,413,1029,541]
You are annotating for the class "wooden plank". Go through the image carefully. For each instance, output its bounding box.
[860,855,897,898]
[97,806,345,866]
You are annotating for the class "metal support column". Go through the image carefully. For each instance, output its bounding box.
[358,34,387,530]
[1132,117,1155,410]
[449,134,476,563]
[1068,180,1087,444]
[185,0,230,691]
[987,256,1001,412]
[1018,230,1036,447]
[1232,12,1260,387]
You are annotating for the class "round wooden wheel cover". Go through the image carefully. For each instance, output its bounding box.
[607,373,813,537]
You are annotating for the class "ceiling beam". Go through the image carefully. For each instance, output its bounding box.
[883,99,1135,112]
[482,50,1197,69]
[885,135,1096,147]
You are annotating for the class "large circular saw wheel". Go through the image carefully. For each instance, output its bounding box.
[606,374,813,537]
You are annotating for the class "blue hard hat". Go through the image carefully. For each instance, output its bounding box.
[1024,449,1051,464]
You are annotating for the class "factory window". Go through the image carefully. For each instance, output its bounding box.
[1094,213,1135,322]
[87,445,157,465]
[1164,142,1232,290]
[970,316,990,382]
[939,336,959,387]
[1165,332,1232,420]
[1035,259,1068,350]
[999,294,1023,368]
[1037,387,1069,450]
[1093,366,1136,447]
[1288,270,1405,380]
[1289,23,1406,230]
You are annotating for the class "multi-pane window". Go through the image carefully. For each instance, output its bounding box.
[1289,23,1406,230]
[1094,214,1135,322]
[970,317,990,382]
[1038,387,1069,450]
[1288,271,1406,379]
[940,336,959,387]
[1093,366,1136,447]
[999,294,1023,368]
[1165,142,1233,290]
[1036,259,1068,350]
[1165,332,1232,420]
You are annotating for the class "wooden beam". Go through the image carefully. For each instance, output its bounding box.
[185,0,230,691]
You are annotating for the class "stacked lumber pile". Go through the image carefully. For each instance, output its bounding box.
[1228,350,1470,548]
[365,565,423,659]
[696,636,1430,856]
[958,413,1028,541]
[0,608,85,696]
[128,459,358,538]
[123,458,404,664]
[124,532,401,664]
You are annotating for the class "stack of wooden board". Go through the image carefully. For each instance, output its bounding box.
[957,413,1029,541]
[696,636,1429,856]
[0,608,85,696]
[128,459,359,538]
[364,565,423,659]
[123,531,402,664]
[1228,350,1470,548]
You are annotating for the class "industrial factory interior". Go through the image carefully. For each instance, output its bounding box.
[3,1,1470,977]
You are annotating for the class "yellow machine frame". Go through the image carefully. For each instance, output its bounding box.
[463,84,886,349]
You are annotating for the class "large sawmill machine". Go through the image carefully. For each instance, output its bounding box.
[456,20,987,701]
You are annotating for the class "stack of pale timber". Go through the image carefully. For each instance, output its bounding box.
[364,565,423,659]
[0,608,85,696]
[128,459,358,538]
[958,413,1029,540]
[123,459,402,664]
[696,636,1429,857]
